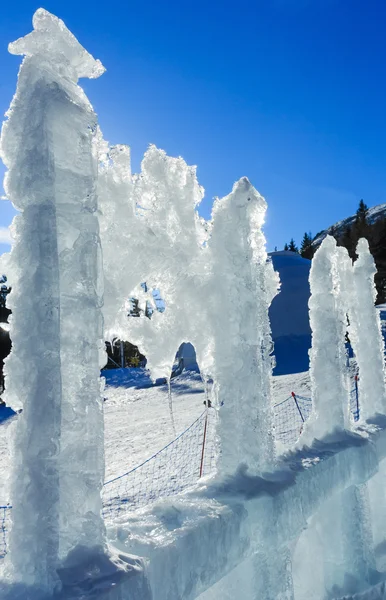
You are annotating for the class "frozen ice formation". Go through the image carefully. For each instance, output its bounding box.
[207,178,279,475]
[0,8,106,594]
[348,239,386,420]
[305,235,386,443]
[2,7,386,600]
[303,236,352,442]
[98,142,279,475]
[9,8,105,81]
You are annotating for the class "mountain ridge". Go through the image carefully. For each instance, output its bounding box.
[312,202,386,247]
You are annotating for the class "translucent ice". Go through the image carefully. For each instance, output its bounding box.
[349,239,386,420]
[303,236,351,442]
[207,178,279,475]
[99,142,279,476]
[1,9,106,593]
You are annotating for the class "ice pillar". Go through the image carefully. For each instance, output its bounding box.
[304,236,351,442]
[209,178,279,476]
[349,238,386,420]
[1,9,105,592]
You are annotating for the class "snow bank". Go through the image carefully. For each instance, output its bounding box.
[269,251,311,376]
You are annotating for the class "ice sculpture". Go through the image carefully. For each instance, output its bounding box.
[3,8,386,600]
[304,236,351,441]
[99,142,279,476]
[349,239,386,420]
[99,143,211,381]
[208,178,279,475]
[0,9,106,593]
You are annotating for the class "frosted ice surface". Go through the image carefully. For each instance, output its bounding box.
[9,8,105,80]
[208,177,279,475]
[303,236,351,443]
[349,239,386,420]
[0,8,106,594]
[99,142,212,381]
[100,150,279,476]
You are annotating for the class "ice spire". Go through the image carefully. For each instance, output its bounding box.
[209,177,279,475]
[349,238,386,420]
[303,236,351,442]
[8,8,105,81]
[1,9,105,594]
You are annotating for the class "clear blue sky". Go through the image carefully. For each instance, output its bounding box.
[1,0,386,256]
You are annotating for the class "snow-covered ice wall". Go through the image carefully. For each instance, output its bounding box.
[0,9,106,593]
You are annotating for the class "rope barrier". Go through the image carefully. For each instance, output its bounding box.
[102,408,218,519]
[0,382,362,558]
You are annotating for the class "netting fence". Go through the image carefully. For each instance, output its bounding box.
[0,506,10,560]
[274,385,360,446]
[102,408,217,519]
[0,381,361,559]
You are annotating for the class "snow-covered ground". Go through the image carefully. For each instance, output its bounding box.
[103,370,207,483]
[0,368,311,507]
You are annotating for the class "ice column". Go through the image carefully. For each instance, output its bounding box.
[209,178,279,476]
[1,9,105,591]
[304,236,351,442]
[349,238,386,420]
[302,240,376,600]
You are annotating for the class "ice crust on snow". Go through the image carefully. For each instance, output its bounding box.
[0,9,106,594]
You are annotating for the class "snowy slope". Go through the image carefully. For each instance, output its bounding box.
[269,251,312,375]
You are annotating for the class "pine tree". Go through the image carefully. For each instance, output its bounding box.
[284,243,289,251]
[339,225,355,259]
[370,216,386,304]
[300,232,315,259]
[353,199,369,240]
[0,275,11,324]
[288,238,299,253]
[356,199,369,223]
